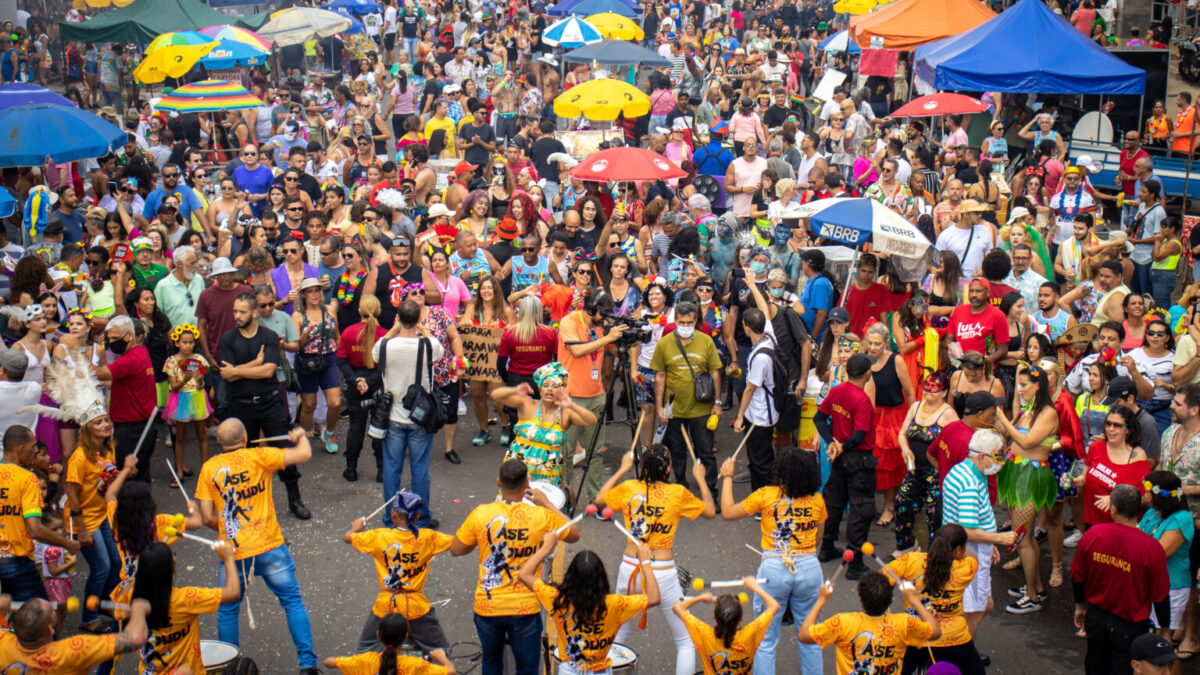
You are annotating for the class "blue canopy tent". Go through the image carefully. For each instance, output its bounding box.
[546,0,638,18]
[563,40,669,67]
[913,0,1144,94]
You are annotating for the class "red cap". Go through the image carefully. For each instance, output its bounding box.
[968,276,990,290]
[454,161,478,176]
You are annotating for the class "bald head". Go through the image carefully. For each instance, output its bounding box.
[12,598,54,645]
[217,419,248,450]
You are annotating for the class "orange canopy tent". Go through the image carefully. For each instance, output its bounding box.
[848,0,995,50]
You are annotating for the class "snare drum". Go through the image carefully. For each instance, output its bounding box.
[201,639,241,674]
[550,643,638,675]
[526,481,566,510]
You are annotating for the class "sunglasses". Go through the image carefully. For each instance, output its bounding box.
[408,289,426,296]
[283,248,301,255]
[576,268,593,275]
[521,247,538,253]
[163,172,179,178]
[1104,421,1126,428]
[608,242,620,248]
[1147,330,1168,337]
[258,302,273,309]
[120,187,135,194]
[286,207,304,212]
[285,176,299,182]
[342,252,356,259]
[242,152,256,157]
[194,172,207,179]
[264,227,279,233]
[697,286,714,292]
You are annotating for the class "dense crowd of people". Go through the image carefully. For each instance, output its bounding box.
[0,0,1194,673]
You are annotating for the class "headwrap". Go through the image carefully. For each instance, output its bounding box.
[24,185,53,243]
[392,490,425,538]
[533,361,568,390]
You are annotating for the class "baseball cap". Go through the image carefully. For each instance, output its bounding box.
[845,354,872,379]
[454,161,478,176]
[800,249,825,269]
[1100,376,1137,407]
[42,219,64,237]
[962,391,1003,415]
[828,307,849,324]
[1130,633,1177,665]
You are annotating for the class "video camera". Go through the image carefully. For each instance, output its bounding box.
[600,310,654,347]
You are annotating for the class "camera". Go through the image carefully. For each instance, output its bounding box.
[367,390,394,439]
[600,311,653,347]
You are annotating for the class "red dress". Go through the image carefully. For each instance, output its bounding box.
[871,353,909,491]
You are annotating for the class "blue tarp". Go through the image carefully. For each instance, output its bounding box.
[546,0,638,18]
[914,0,1144,95]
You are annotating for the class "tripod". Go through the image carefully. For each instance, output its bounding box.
[567,340,645,517]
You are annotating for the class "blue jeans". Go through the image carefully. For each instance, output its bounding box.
[207,370,231,420]
[79,519,120,624]
[217,544,317,669]
[1132,262,1152,296]
[382,420,433,527]
[1150,268,1177,310]
[474,612,543,675]
[0,556,48,602]
[403,36,419,61]
[543,180,560,216]
[752,554,824,675]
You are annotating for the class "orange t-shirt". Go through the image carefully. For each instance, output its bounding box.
[330,651,447,674]
[886,552,978,647]
[810,612,936,675]
[194,448,287,560]
[1174,107,1197,154]
[350,527,453,619]
[741,488,827,554]
[534,581,648,672]
[138,586,223,675]
[65,446,118,532]
[605,479,705,549]
[0,462,42,559]
[455,501,567,616]
[557,310,607,398]
[682,609,774,675]
[0,631,116,674]
[106,501,183,603]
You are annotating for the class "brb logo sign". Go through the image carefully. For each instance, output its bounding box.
[817,221,865,245]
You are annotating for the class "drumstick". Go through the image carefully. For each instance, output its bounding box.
[363,494,397,522]
[860,543,903,584]
[163,526,218,548]
[555,513,586,536]
[164,459,192,506]
[11,597,79,611]
[250,434,293,444]
[681,427,697,464]
[86,596,131,612]
[629,409,648,457]
[745,543,762,554]
[611,519,641,546]
[827,550,856,587]
[730,425,755,462]
[709,578,767,589]
[130,407,161,458]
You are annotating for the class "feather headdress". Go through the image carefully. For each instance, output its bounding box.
[547,152,579,170]
[20,355,107,425]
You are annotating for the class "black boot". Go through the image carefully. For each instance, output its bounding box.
[286,482,311,520]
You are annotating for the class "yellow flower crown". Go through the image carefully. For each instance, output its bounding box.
[170,323,200,343]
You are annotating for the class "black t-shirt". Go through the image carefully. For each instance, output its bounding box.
[729,277,769,346]
[272,172,322,204]
[374,262,424,328]
[763,105,790,130]
[421,80,439,110]
[665,108,695,131]
[488,241,517,296]
[460,121,496,168]
[218,324,282,399]
[530,136,567,183]
[401,12,420,38]
[281,44,305,71]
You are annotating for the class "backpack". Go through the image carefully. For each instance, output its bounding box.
[750,335,794,423]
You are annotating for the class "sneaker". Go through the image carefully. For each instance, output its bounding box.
[472,431,491,446]
[1005,596,1042,614]
[457,399,467,416]
[1007,586,1048,602]
[572,450,587,467]
[844,563,869,581]
[321,429,339,454]
[1063,529,1083,547]
[499,427,514,445]
[733,470,751,483]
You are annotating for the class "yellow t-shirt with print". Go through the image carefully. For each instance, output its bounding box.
[65,446,118,532]
[886,552,978,647]
[330,650,447,675]
[455,501,567,616]
[107,501,184,604]
[605,479,705,549]
[741,488,827,554]
[194,447,287,560]
[810,612,936,675]
[423,115,457,156]
[0,462,42,559]
[533,581,648,672]
[138,586,223,675]
[0,631,116,674]
[681,608,774,675]
[350,527,454,619]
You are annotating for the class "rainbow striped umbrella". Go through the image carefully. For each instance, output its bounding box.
[154,80,264,113]
[199,25,272,52]
[146,30,211,53]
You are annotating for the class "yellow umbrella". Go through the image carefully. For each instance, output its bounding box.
[85,0,135,7]
[133,41,218,84]
[587,12,645,41]
[553,76,649,121]
[833,0,876,14]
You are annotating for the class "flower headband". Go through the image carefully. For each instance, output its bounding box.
[533,361,568,390]
[1097,347,1118,368]
[1143,481,1181,499]
[67,307,92,324]
[837,335,860,352]
[400,282,425,298]
[170,323,200,343]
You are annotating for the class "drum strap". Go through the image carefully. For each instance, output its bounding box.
[625,563,649,630]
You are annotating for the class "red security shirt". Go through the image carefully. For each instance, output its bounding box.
[499,325,558,376]
[944,304,1009,357]
[931,421,997,504]
[1071,521,1168,623]
[336,322,384,369]
[818,381,874,453]
[107,345,156,423]
[987,283,1017,309]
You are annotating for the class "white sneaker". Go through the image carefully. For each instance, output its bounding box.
[457,399,467,416]
[1063,529,1083,548]
[572,450,587,467]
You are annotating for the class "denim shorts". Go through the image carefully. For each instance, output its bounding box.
[297,353,340,393]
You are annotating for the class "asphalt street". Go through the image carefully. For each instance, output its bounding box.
[84,412,1088,674]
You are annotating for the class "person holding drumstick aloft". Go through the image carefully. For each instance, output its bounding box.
[595,444,715,675]
[518,530,659,675]
[674,577,780,675]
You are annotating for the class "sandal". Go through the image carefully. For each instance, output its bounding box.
[1049,562,1063,588]
[181,468,194,478]
[875,511,895,528]
[1075,628,1087,639]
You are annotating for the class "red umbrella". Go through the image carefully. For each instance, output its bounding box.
[569,147,686,182]
[892,93,990,118]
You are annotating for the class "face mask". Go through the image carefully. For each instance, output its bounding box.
[676,325,695,339]
[108,338,128,355]
[980,459,1003,476]
[749,261,767,275]
[769,286,785,298]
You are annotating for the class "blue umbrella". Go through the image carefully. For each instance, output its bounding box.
[563,39,669,67]
[547,0,637,18]
[0,103,126,167]
[543,16,604,47]
[330,8,367,34]
[0,189,15,218]
[0,83,77,110]
[818,30,861,54]
[198,39,270,69]
[321,0,382,16]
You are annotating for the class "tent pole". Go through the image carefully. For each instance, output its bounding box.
[1183,143,1194,219]
[838,246,860,307]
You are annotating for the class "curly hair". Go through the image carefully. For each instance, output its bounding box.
[553,550,610,627]
[10,255,51,304]
[505,191,541,236]
[773,446,820,499]
[114,481,158,565]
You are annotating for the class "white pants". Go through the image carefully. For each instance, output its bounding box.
[1152,587,1190,630]
[556,663,612,675]
[963,541,993,614]
[613,555,695,675]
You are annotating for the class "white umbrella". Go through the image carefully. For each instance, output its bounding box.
[542,16,604,47]
[258,7,353,47]
[792,198,930,259]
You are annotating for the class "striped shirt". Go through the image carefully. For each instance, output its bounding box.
[942,460,995,532]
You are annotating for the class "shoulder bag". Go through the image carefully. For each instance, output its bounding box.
[402,337,447,433]
[674,331,715,403]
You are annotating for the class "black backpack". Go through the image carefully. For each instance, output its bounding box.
[750,335,794,424]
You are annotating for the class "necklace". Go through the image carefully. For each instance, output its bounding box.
[1056,189,1083,220]
[337,267,366,301]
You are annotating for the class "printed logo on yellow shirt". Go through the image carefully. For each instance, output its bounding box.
[707,649,753,674]
[481,513,533,598]
[382,542,423,591]
[766,497,821,553]
[210,466,257,549]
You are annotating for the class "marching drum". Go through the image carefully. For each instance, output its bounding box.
[201,639,241,674]
[550,643,639,674]
[525,481,567,510]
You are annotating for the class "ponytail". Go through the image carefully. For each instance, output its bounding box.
[713,595,742,649]
[924,524,967,598]
[359,295,382,368]
[376,614,410,675]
